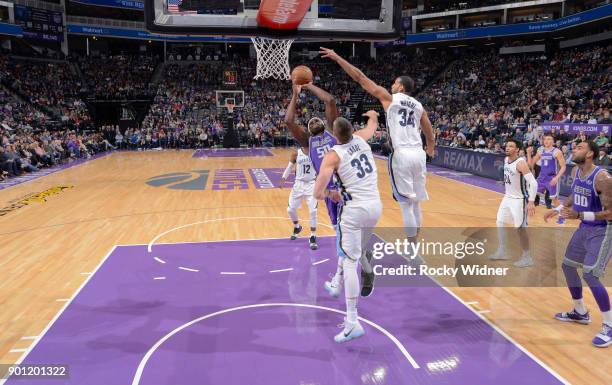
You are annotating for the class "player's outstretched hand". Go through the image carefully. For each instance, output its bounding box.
[319,47,340,61]
[426,144,435,158]
[362,110,379,120]
[527,201,536,217]
[543,210,558,223]
[292,83,302,96]
[560,206,579,220]
[328,190,342,203]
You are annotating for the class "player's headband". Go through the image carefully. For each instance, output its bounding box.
[307,117,325,134]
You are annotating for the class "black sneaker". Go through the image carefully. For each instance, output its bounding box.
[545,196,552,210]
[534,194,540,207]
[290,225,302,240]
[361,250,375,297]
[309,236,318,250]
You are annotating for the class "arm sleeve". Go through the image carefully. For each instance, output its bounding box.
[282,162,295,179]
[524,173,538,202]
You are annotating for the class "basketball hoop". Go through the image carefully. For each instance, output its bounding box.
[251,37,294,80]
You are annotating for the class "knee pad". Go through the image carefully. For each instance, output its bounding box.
[583,271,600,285]
[399,201,418,237]
[342,256,358,272]
[412,201,422,229]
[287,206,298,221]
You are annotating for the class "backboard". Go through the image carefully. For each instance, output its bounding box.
[216,91,245,109]
[145,0,402,41]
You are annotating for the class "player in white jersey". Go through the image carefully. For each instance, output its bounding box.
[490,139,538,267]
[280,147,318,250]
[314,111,382,343]
[320,47,435,252]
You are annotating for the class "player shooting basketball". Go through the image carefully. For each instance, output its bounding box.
[285,78,376,298]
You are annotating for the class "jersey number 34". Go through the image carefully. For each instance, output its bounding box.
[398,109,415,127]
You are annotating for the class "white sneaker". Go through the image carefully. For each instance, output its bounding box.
[489,250,508,260]
[514,255,533,268]
[324,274,342,298]
[334,319,365,343]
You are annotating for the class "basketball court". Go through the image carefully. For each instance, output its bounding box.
[0,1,610,384]
[0,149,610,384]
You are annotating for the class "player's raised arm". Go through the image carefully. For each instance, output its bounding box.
[517,159,538,216]
[314,151,341,201]
[285,84,310,148]
[302,83,338,132]
[421,109,435,157]
[320,47,392,111]
[354,110,379,142]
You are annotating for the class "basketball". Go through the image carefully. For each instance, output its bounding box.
[291,65,313,85]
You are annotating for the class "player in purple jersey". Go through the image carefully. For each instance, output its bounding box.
[528,133,566,209]
[545,141,612,348]
[286,82,376,297]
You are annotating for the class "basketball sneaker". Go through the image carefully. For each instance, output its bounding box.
[334,318,365,343]
[324,274,342,298]
[488,250,509,260]
[513,255,533,268]
[309,236,318,250]
[555,309,591,324]
[290,225,302,241]
[592,324,612,348]
[361,251,375,297]
[556,216,565,225]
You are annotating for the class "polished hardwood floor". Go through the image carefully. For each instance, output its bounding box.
[0,149,609,384]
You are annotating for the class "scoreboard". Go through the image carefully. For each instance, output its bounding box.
[223,70,237,86]
[14,5,64,42]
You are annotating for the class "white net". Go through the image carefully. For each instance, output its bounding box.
[251,37,294,80]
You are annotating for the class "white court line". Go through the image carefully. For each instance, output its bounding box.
[147,216,335,252]
[118,235,335,248]
[154,257,166,264]
[178,267,199,273]
[55,299,70,302]
[130,303,419,385]
[153,277,166,280]
[20,336,38,340]
[465,301,479,305]
[220,272,246,275]
[0,246,117,385]
[312,258,330,266]
[9,349,27,353]
[439,286,570,384]
[269,268,293,273]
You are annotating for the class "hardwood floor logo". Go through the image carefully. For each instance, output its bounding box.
[0,185,74,217]
[146,170,210,190]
